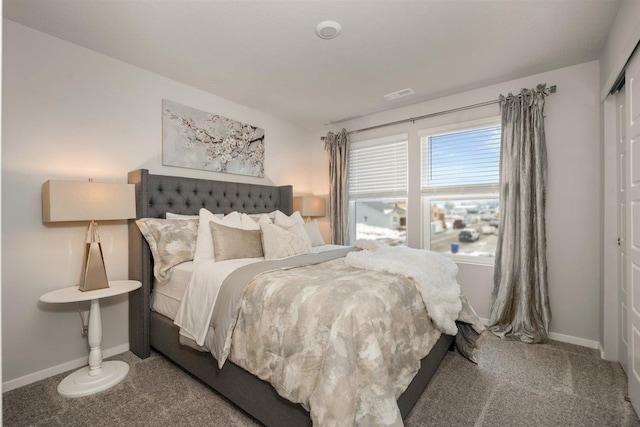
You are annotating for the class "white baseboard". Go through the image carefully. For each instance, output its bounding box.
[478,317,600,350]
[2,343,129,393]
[547,332,599,349]
[3,322,602,393]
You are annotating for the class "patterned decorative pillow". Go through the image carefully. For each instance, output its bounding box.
[136,218,198,284]
[260,222,312,260]
[209,221,264,261]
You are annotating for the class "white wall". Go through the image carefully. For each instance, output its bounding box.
[1,20,313,387]
[599,0,640,101]
[311,61,601,345]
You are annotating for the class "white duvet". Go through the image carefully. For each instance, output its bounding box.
[174,258,259,345]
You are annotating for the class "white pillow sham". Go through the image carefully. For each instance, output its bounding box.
[166,212,201,220]
[239,213,265,230]
[273,210,304,227]
[303,220,326,247]
[193,209,242,263]
[246,213,273,226]
[249,211,277,221]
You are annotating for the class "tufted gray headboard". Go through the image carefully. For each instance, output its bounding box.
[127,169,293,358]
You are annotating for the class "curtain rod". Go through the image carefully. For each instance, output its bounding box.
[321,84,557,140]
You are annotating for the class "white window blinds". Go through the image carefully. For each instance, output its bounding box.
[421,125,500,192]
[349,134,408,200]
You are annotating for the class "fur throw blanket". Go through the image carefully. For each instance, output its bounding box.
[346,240,462,335]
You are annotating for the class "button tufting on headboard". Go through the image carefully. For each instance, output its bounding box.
[127,169,292,360]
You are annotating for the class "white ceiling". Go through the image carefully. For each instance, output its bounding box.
[4,0,621,129]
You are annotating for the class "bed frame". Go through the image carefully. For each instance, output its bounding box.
[127,169,453,426]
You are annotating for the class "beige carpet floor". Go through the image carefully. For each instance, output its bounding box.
[4,334,639,426]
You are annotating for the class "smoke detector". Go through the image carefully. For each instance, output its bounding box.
[315,21,342,40]
[384,88,415,101]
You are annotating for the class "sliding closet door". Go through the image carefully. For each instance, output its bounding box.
[619,87,629,375]
[626,50,640,414]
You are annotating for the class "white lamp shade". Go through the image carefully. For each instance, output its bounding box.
[42,180,136,223]
[293,196,327,218]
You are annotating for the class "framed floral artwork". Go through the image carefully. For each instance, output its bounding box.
[162,100,265,177]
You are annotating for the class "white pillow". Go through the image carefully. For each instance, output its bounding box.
[239,213,264,230]
[247,213,273,225]
[249,211,277,221]
[166,212,200,220]
[273,210,304,227]
[303,220,326,247]
[260,222,312,260]
[193,209,242,263]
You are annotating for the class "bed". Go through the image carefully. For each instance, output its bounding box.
[127,169,478,426]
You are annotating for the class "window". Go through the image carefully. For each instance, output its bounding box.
[421,119,500,262]
[349,134,408,246]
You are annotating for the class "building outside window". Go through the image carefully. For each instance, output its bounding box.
[421,118,501,263]
[348,134,408,246]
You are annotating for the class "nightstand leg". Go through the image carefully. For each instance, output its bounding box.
[87,299,103,376]
[41,281,141,398]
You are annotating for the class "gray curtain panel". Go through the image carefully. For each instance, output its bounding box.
[489,84,552,343]
[324,129,349,245]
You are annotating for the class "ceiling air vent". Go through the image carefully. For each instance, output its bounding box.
[384,88,415,101]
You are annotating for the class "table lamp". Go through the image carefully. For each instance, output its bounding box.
[42,179,136,291]
[293,196,327,222]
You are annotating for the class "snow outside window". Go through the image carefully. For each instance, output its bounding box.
[348,134,408,246]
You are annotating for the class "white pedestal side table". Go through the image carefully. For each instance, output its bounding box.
[40,280,142,397]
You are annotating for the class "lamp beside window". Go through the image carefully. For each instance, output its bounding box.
[293,196,327,222]
[42,179,136,291]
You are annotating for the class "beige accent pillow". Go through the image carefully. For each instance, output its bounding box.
[260,222,312,260]
[136,218,198,284]
[209,221,264,261]
[303,220,326,247]
[193,209,242,263]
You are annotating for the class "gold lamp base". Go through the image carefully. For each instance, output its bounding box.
[79,221,109,292]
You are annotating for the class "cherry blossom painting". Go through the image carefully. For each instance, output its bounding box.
[162,100,265,177]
